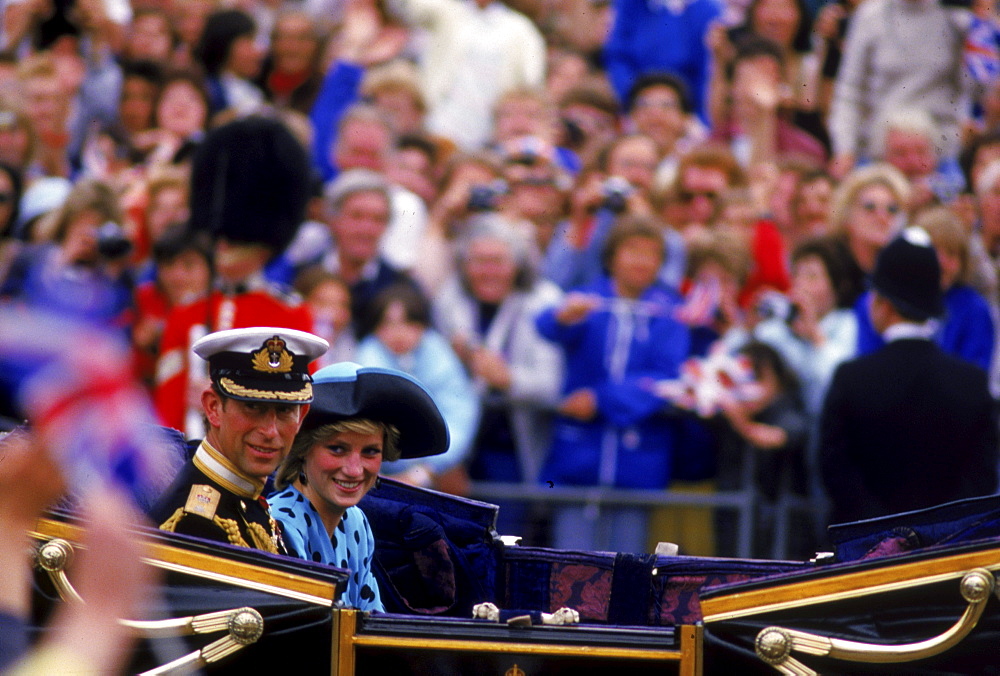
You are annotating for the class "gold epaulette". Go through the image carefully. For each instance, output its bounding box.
[158,507,255,550]
[184,484,221,520]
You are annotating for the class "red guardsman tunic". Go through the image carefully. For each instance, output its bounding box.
[154,284,313,433]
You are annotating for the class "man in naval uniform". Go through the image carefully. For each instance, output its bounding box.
[151,327,328,554]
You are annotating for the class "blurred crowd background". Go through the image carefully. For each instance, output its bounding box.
[1,0,999,559]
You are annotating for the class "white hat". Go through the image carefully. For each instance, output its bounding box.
[193,327,328,403]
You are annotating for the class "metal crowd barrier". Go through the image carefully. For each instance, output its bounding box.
[468,481,763,558]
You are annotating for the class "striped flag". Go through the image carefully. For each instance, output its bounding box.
[966,15,1000,86]
[0,307,173,507]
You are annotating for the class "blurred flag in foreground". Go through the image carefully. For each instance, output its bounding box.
[0,306,175,508]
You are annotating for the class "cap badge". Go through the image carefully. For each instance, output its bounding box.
[252,336,293,373]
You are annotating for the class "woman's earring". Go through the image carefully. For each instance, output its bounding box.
[374,476,382,490]
[299,471,308,486]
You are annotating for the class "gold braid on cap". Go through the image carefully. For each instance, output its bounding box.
[218,378,312,402]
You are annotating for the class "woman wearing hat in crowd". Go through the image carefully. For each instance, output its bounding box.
[268,362,449,612]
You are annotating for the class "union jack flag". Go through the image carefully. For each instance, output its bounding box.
[966,15,1000,86]
[0,306,173,507]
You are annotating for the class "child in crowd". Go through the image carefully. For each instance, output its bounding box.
[716,341,811,558]
[355,283,480,494]
[132,225,212,388]
[678,227,752,355]
[294,267,356,367]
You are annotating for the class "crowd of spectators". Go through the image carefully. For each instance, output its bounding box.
[2,0,1000,558]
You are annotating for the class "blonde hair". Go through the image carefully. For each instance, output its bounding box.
[16,52,57,82]
[830,163,911,235]
[275,419,400,490]
[493,86,556,120]
[914,206,970,285]
[361,60,426,114]
[35,179,122,243]
[146,166,189,202]
[685,226,752,285]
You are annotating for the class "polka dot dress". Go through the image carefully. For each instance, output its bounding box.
[269,485,383,612]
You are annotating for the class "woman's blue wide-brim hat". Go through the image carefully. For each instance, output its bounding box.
[302,363,449,459]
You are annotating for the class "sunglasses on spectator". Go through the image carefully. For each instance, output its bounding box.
[0,193,12,204]
[680,189,720,203]
[860,201,900,215]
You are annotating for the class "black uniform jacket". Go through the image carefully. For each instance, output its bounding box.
[150,440,286,555]
[820,338,999,524]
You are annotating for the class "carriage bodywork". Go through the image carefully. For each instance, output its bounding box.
[28,482,1000,675]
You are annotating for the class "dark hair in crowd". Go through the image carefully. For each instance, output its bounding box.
[152,223,214,268]
[0,161,23,238]
[157,69,212,118]
[728,36,786,80]
[791,236,859,309]
[959,129,1000,190]
[122,59,165,88]
[195,9,256,77]
[738,340,801,396]
[625,72,691,115]
[360,283,433,338]
[738,0,813,54]
[397,133,440,167]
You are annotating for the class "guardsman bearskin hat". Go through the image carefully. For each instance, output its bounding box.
[189,116,311,254]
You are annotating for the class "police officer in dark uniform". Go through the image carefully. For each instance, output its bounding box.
[151,327,328,553]
[820,227,1000,524]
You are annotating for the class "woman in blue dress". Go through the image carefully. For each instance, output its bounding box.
[269,362,449,611]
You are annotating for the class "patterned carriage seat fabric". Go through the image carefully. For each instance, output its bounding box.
[652,556,808,625]
[828,493,1000,563]
[499,546,621,623]
[359,479,501,617]
[498,546,807,626]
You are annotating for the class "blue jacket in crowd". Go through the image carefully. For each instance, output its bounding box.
[854,285,995,372]
[535,276,689,490]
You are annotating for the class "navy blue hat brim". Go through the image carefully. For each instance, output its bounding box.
[302,365,449,460]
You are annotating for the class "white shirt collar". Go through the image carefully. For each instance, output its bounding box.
[193,440,264,499]
[882,320,938,342]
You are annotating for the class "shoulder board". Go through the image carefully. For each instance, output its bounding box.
[184,484,221,520]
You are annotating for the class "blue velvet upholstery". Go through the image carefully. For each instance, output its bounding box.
[828,493,1000,563]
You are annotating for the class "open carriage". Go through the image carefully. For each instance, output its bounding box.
[27,480,1000,675]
